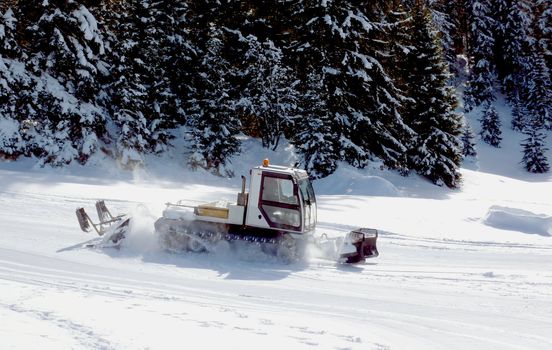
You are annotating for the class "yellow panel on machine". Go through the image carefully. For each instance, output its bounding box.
[194,203,229,219]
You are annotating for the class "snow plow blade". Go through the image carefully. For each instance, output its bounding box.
[76,201,130,246]
[339,228,379,264]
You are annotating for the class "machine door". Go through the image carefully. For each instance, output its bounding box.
[259,173,302,232]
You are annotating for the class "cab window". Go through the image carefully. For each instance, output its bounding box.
[261,176,298,205]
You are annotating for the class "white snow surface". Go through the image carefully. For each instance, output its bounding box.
[1,107,552,349]
[484,206,551,237]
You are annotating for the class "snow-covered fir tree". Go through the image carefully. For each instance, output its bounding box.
[0,70,30,159]
[382,1,420,176]
[464,0,497,111]
[28,92,83,166]
[107,0,184,167]
[510,92,528,132]
[0,8,18,58]
[139,0,182,148]
[20,0,107,102]
[461,120,477,158]
[493,0,532,98]
[384,0,414,93]
[524,15,552,130]
[427,0,460,78]
[533,0,551,71]
[234,34,298,151]
[14,0,108,165]
[187,25,241,177]
[403,0,463,188]
[289,0,412,171]
[161,0,195,129]
[479,102,502,147]
[118,1,198,164]
[0,8,39,160]
[291,71,339,179]
[493,0,551,137]
[108,0,154,167]
[0,8,18,94]
[521,120,550,173]
[2,0,547,179]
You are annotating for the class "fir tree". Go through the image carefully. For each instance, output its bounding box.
[291,71,339,179]
[0,8,19,58]
[107,0,183,166]
[436,0,470,58]
[234,34,298,151]
[464,0,497,111]
[0,8,25,159]
[97,2,147,166]
[188,26,241,177]
[533,0,551,71]
[404,0,463,188]
[0,60,22,159]
[5,0,546,181]
[161,0,195,129]
[14,0,108,165]
[289,0,412,171]
[493,0,532,98]
[427,0,459,78]
[479,102,502,147]
[19,0,107,102]
[140,0,182,150]
[384,1,418,174]
[524,41,552,130]
[535,0,551,71]
[0,7,37,160]
[511,92,528,132]
[108,0,151,167]
[521,121,550,173]
[385,0,414,95]
[461,120,477,158]
[22,90,84,166]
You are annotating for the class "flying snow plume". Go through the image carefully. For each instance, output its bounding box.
[122,204,161,253]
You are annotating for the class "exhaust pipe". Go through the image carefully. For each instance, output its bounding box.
[237,176,249,206]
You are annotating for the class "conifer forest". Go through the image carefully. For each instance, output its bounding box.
[0,0,550,187]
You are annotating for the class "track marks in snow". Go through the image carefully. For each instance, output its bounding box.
[2,183,552,349]
[0,251,369,348]
[2,303,115,349]
[318,221,552,253]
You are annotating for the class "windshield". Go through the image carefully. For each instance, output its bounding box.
[298,178,316,205]
[298,178,316,231]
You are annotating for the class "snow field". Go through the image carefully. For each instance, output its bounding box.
[1,156,551,349]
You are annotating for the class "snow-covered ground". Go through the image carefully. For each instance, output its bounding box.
[1,107,551,349]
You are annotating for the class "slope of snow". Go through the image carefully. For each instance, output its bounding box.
[1,102,552,349]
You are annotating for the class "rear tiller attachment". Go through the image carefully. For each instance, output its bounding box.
[76,200,130,245]
[316,228,379,263]
[339,228,379,263]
